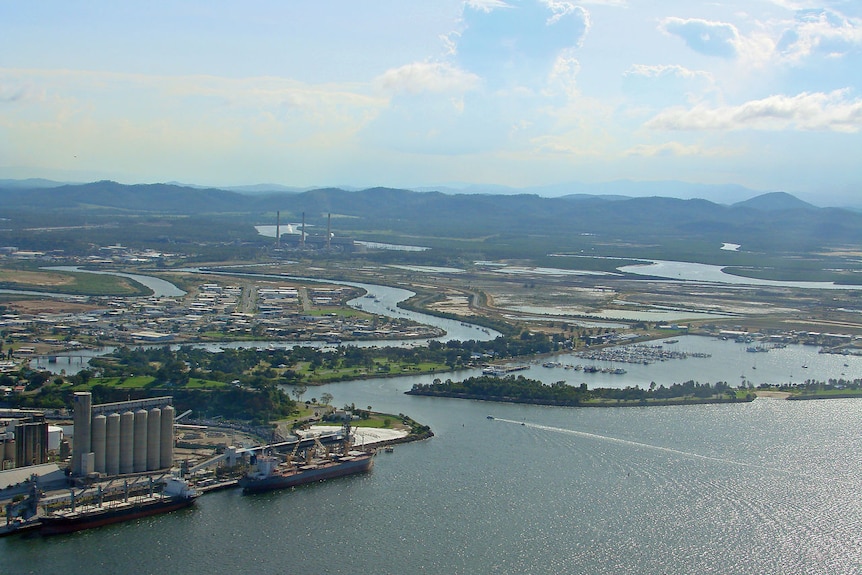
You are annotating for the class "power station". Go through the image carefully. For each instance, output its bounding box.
[71,393,175,477]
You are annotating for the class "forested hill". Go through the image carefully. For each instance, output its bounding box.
[1,180,860,252]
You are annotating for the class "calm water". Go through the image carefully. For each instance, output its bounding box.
[6,335,862,574]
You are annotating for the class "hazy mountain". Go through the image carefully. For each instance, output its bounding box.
[412,180,765,205]
[733,192,816,211]
[0,178,72,189]
[221,184,309,194]
[2,180,861,253]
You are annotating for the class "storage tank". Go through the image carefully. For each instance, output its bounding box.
[105,412,121,476]
[133,409,148,473]
[146,407,161,470]
[160,405,174,469]
[47,425,63,452]
[91,414,106,474]
[119,411,135,474]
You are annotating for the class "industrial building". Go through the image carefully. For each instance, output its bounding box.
[0,410,54,470]
[71,393,175,478]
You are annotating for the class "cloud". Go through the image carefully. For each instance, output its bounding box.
[623,141,733,157]
[622,65,714,107]
[546,50,581,97]
[0,75,47,104]
[375,62,481,95]
[457,0,590,86]
[646,89,862,132]
[776,8,862,62]
[659,17,740,58]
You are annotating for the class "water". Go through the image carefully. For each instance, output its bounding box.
[619,259,862,290]
[5,375,862,574]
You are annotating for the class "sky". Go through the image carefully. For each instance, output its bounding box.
[1,1,861,204]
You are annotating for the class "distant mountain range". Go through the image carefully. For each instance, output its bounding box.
[0,178,836,207]
[0,179,855,253]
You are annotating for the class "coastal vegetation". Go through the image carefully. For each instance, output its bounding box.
[406,375,753,407]
[758,378,862,399]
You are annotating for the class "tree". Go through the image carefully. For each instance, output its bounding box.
[291,384,307,402]
[319,392,333,406]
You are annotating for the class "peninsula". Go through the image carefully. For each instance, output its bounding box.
[406,375,755,407]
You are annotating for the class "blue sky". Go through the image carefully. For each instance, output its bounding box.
[1,0,860,203]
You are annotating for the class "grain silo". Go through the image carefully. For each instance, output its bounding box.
[105,412,120,476]
[133,409,148,473]
[119,410,135,474]
[80,396,175,477]
[146,407,161,470]
[160,404,174,469]
[72,392,92,476]
[91,414,106,474]
[3,438,14,467]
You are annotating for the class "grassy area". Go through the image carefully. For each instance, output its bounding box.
[792,388,862,399]
[352,414,400,428]
[72,375,228,391]
[296,358,450,384]
[0,265,151,296]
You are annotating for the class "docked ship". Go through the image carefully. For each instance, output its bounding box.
[39,477,198,535]
[239,423,374,494]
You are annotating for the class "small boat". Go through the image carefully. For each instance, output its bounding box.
[486,415,494,420]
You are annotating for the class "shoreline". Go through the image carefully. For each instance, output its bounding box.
[405,389,754,408]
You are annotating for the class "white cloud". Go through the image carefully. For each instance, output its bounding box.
[659,17,741,58]
[624,141,733,157]
[621,65,714,107]
[465,0,511,13]
[624,64,712,82]
[375,62,481,95]
[546,50,581,97]
[776,8,862,62]
[457,0,591,85]
[646,89,862,132]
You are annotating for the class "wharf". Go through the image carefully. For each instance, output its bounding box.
[0,517,41,537]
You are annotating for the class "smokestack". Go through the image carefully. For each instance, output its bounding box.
[301,212,306,248]
[276,211,281,248]
[327,213,331,250]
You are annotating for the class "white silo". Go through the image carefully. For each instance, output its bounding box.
[91,414,106,474]
[48,425,63,452]
[133,409,148,473]
[160,405,174,469]
[72,392,92,476]
[105,412,121,476]
[119,411,135,474]
[146,407,161,470]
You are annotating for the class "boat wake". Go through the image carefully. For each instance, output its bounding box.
[492,418,775,472]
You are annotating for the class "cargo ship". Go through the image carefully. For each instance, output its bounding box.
[239,423,373,494]
[39,477,198,535]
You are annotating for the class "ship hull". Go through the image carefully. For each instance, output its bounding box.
[39,496,197,535]
[239,455,373,494]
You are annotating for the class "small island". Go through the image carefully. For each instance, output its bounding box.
[406,375,755,407]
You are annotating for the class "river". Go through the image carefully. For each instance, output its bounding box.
[4,344,862,574]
